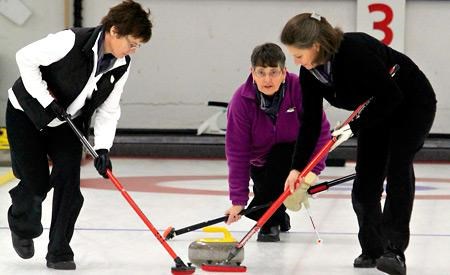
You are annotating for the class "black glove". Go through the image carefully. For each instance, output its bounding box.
[94,149,112,178]
[49,101,68,121]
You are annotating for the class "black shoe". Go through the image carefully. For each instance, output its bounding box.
[280,213,291,232]
[257,225,280,242]
[11,231,34,259]
[353,253,377,268]
[376,251,406,275]
[47,260,76,270]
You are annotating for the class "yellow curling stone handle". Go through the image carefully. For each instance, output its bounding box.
[198,226,236,243]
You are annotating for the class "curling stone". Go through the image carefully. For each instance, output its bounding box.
[188,226,244,267]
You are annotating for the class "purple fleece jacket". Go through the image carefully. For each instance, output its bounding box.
[226,72,331,206]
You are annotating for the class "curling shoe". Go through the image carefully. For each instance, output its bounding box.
[47,260,76,270]
[280,213,291,232]
[353,253,378,268]
[376,250,406,275]
[11,231,34,259]
[257,225,280,242]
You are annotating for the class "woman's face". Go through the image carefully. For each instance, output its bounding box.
[105,26,144,58]
[285,44,320,70]
[251,66,286,96]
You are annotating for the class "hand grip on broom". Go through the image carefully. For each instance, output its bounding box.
[64,116,194,275]
[307,173,357,195]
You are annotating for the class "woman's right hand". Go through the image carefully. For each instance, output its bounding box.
[284,169,301,193]
[225,205,245,224]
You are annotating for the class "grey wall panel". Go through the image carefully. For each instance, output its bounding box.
[1,0,448,133]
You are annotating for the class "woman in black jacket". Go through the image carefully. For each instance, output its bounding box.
[281,12,436,275]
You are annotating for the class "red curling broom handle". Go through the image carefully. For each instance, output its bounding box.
[64,116,181,262]
[235,137,336,248]
[105,169,179,260]
[233,64,400,252]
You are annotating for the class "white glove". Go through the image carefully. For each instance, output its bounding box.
[330,124,353,152]
[284,172,318,211]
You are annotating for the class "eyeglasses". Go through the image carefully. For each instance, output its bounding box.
[124,35,142,49]
[253,68,283,78]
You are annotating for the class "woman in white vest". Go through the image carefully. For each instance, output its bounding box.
[6,0,152,270]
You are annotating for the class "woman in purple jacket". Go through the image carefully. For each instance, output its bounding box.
[224,43,331,242]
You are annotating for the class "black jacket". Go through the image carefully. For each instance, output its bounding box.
[292,32,437,170]
[12,26,130,133]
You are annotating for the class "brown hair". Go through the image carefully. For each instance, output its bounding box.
[101,0,152,43]
[251,43,286,68]
[280,13,343,64]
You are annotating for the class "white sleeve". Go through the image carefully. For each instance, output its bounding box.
[15,29,75,108]
[93,67,130,150]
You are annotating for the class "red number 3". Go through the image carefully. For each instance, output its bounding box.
[368,3,393,45]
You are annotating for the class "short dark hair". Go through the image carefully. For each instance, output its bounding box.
[251,43,286,68]
[101,0,152,43]
[280,13,343,64]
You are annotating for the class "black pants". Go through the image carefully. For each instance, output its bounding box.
[6,101,84,262]
[246,143,294,228]
[352,101,436,258]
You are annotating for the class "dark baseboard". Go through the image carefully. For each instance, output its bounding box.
[109,130,450,163]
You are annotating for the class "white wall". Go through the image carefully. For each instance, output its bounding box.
[0,0,65,118]
[1,0,449,133]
